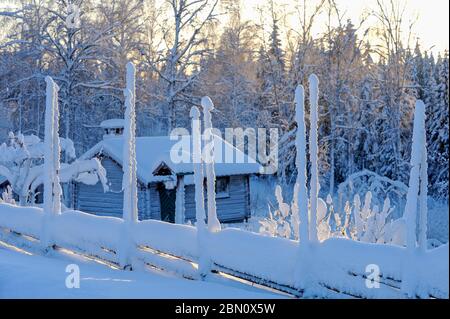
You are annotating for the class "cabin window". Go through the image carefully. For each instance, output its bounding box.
[215,177,230,198]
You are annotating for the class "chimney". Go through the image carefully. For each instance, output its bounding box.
[100,119,125,139]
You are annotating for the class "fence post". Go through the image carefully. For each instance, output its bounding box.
[293,84,312,293]
[201,96,221,233]
[308,74,319,243]
[41,76,61,249]
[123,62,138,223]
[418,101,428,252]
[294,85,309,244]
[119,62,138,269]
[401,100,426,297]
[190,106,209,279]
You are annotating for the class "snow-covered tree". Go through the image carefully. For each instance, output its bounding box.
[0,130,108,206]
[426,52,449,198]
[372,0,416,183]
[199,0,257,129]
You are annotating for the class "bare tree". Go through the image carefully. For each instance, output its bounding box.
[372,0,416,181]
[150,0,219,133]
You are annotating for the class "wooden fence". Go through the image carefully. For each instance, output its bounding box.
[0,202,447,299]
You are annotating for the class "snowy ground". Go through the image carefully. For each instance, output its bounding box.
[0,244,283,299]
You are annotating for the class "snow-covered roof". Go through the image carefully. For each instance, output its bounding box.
[100,119,125,129]
[0,175,7,185]
[80,135,262,184]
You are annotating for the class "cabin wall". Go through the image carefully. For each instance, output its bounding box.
[74,156,251,223]
[148,183,161,220]
[184,175,250,222]
[74,156,149,220]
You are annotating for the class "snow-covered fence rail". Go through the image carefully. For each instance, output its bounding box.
[0,202,447,298]
[0,203,122,263]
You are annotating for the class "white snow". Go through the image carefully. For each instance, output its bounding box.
[0,202,43,238]
[0,245,278,299]
[80,135,262,184]
[133,219,198,260]
[100,119,125,129]
[208,228,298,287]
[209,227,448,298]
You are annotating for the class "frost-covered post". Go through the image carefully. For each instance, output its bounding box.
[401,100,426,297]
[123,62,138,223]
[119,62,138,269]
[191,106,209,278]
[42,76,61,249]
[403,100,425,250]
[294,85,309,244]
[202,96,221,233]
[418,101,428,252]
[43,76,62,216]
[308,74,319,243]
[293,85,312,292]
[51,78,62,215]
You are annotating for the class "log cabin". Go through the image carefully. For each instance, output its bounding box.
[72,119,262,223]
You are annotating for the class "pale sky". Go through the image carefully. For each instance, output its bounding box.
[1,0,448,54]
[242,0,450,54]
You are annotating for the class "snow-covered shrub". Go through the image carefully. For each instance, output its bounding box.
[317,197,332,241]
[0,185,16,205]
[337,169,408,219]
[259,185,296,239]
[340,191,405,245]
[259,185,407,246]
[259,184,328,241]
[332,200,353,238]
[354,192,394,243]
[0,132,108,205]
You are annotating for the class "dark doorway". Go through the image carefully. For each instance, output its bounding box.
[157,183,176,223]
